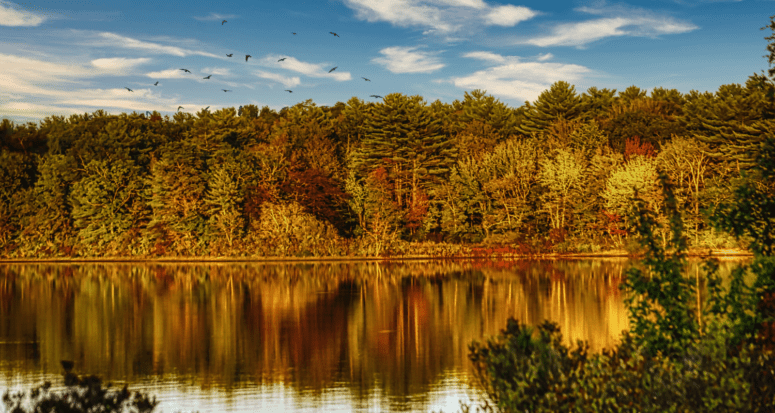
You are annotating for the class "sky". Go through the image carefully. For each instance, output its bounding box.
[0,0,773,124]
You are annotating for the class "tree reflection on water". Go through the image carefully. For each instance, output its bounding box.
[0,259,734,411]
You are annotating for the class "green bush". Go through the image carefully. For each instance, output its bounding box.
[467,163,775,411]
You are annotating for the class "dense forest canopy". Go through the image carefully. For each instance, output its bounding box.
[2,27,775,257]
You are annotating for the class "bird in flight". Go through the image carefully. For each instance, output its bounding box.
[285,90,293,93]
[278,58,286,62]
[370,95,382,98]
[292,32,296,35]
[180,69,191,73]
[226,53,233,57]
[245,55,251,61]
[328,66,337,73]
[125,87,133,92]
[177,106,184,111]
[204,106,210,111]
[203,75,212,79]
[362,77,370,81]
[329,32,339,37]
[223,89,232,92]
[222,20,227,25]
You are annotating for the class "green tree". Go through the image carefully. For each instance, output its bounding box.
[681,79,775,171]
[355,93,457,232]
[516,81,582,135]
[69,158,145,255]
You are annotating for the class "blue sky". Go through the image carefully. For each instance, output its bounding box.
[0,0,772,123]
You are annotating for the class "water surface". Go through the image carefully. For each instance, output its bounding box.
[0,259,743,412]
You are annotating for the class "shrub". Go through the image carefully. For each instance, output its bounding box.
[2,372,158,413]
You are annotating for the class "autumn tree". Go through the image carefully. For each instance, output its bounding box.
[538,148,586,231]
[657,135,711,245]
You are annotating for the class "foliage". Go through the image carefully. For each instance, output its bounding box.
[2,372,158,413]
[469,318,774,413]
[621,173,698,357]
[467,169,775,412]
[1,61,774,257]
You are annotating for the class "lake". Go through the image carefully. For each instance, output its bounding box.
[0,258,744,412]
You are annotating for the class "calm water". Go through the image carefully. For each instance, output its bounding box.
[0,259,744,412]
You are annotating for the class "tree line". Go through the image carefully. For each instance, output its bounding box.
[1,73,774,257]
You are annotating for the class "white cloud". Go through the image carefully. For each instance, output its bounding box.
[145,69,192,79]
[193,12,236,21]
[341,0,537,34]
[372,46,445,74]
[89,32,221,58]
[0,52,194,121]
[451,52,592,102]
[484,5,537,27]
[536,53,553,61]
[201,67,232,76]
[254,70,301,88]
[261,56,352,81]
[91,57,152,73]
[462,51,506,63]
[0,0,45,26]
[523,5,698,47]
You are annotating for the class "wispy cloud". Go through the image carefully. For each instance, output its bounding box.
[253,70,301,88]
[145,69,195,80]
[86,32,221,58]
[91,57,152,73]
[449,52,592,102]
[0,52,191,121]
[484,5,537,27]
[0,0,46,26]
[193,12,236,21]
[536,53,553,61]
[200,67,232,76]
[341,0,538,34]
[261,56,352,81]
[462,51,506,63]
[373,46,445,74]
[522,5,698,47]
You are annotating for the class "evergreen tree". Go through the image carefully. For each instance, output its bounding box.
[617,85,647,104]
[15,154,76,256]
[580,86,617,121]
[681,79,775,170]
[516,81,582,135]
[355,93,457,228]
[69,158,145,255]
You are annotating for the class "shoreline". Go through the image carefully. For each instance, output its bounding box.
[0,248,753,264]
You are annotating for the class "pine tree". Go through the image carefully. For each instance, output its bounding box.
[580,87,617,121]
[681,79,775,170]
[516,81,582,135]
[355,93,457,223]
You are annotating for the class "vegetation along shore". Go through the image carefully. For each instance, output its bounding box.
[1,24,775,262]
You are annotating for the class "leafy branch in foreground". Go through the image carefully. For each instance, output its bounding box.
[622,171,698,357]
[2,370,158,413]
[467,164,775,412]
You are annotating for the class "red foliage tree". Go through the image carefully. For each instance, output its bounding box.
[624,135,656,161]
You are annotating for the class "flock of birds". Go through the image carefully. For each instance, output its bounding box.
[125,25,384,113]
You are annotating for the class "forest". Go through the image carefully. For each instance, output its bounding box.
[1,72,774,258]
